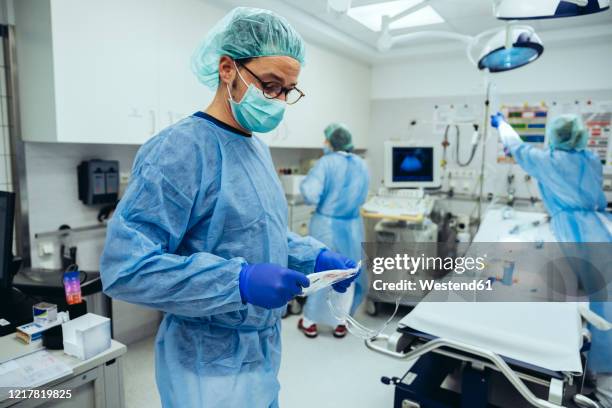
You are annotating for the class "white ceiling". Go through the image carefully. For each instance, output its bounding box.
[214,0,612,64]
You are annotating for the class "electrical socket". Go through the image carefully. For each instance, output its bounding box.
[120,172,130,185]
[37,242,55,257]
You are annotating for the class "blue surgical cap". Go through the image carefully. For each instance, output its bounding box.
[547,114,588,151]
[191,7,306,89]
[325,123,353,152]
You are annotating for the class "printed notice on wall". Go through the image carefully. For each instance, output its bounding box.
[497,104,549,164]
[582,102,612,168]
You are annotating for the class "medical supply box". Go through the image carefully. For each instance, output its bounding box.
[62,313,111,360]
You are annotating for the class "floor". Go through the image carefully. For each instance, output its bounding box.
[123,304,413,408]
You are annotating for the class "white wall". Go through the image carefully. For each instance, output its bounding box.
[26,143,324,269]
[367,40,612,210]
[371,40,612,99]
[26,143,139,269]
[259,43,371,149]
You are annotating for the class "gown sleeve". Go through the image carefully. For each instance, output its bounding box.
[501,122,552,183]
[100,131,247,318]
[286,231,326,274]
[300,158,327,206]
[291,157,329,272]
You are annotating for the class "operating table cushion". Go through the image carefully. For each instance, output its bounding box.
[399,300,583,373]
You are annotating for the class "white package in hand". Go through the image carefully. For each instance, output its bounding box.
[303,261,361,295]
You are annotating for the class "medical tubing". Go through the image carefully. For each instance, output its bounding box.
[326,291,401,340]
[448,124,479,167]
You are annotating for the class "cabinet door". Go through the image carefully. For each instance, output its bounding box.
[51,0,161,144]
[156,0,223,131]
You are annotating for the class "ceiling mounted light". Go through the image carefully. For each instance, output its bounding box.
[495,0,610,20]
[478,26,544,73]
[347,0,444,32]
[377,24,544,74]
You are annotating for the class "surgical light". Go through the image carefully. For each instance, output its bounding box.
[478,27,544,73]
[377,24,544,74]
[495,0,610,20]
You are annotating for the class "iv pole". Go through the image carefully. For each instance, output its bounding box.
[476,79,493,227]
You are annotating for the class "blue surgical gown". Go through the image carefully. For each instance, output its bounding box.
[100,111,325,407]
[300,152,370,321]
[509,141,612,373]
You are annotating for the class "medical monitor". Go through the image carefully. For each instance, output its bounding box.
[0,191,15,290]
[384,142,440,189]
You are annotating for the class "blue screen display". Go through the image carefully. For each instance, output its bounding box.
[392,147,434,182]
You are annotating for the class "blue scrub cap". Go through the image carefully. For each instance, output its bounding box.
[191,7,306,89]
[324,123,354,152]
[547,114,588,151]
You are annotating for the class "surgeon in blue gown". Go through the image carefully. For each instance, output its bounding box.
[492,113,612,407]
[298,123,370,338]
[100,8,357,407]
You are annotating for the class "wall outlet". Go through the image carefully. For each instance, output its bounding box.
[37,242,55,257]
[603,176,612,191]
[119,172,130,185]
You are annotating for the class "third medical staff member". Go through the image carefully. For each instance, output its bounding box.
[298,124,370,338]
[492,113,612,407]
[100,8,357,407]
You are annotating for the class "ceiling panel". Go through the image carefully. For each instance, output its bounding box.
[219,0,612,61]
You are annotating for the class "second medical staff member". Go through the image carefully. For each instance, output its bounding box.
[492,113,612,407]
[100,8,357,407]
[298,124,370,338]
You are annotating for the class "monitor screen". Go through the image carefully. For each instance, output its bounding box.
[391,147,435,183]
[0,191,15,290]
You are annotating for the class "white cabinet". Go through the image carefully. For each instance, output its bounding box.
[15,0,224,144]
[156,0,219,130]
[15,0,370,148]
[16,0,162,144]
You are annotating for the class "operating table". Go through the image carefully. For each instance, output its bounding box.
[364,208,605,408]
[366,301,591,408]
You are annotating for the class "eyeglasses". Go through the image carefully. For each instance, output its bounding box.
[238,63,305,105]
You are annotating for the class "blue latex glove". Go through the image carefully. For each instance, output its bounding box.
[315,249,359,293]
[490,112,505,129]
[239,263,309,309]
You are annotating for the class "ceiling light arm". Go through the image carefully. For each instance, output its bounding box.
[380,29,479,64]
[466,27,501,66]
[380,29,474,51]
[390,31,473,44]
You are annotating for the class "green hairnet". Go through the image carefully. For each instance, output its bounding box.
[547,114,588,151]
[324,123,354,152]
[191,7,306,89]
